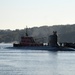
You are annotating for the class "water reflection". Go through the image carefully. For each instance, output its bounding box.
[0,44,75,75]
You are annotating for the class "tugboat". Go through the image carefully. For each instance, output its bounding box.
[13,27,59,51]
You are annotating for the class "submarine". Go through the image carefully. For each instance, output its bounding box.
[13,30,75,51]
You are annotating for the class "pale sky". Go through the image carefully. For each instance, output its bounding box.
[0,0,75,30]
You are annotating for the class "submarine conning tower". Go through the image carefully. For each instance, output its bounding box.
[48,31,58,47]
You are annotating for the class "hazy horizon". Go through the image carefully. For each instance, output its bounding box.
[0,0,75,30]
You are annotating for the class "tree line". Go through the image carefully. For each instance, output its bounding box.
[0,24,75,43]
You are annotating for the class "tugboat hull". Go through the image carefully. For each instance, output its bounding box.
[13,43,59,51]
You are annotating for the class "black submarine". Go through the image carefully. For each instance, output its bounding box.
[13,31,75,51]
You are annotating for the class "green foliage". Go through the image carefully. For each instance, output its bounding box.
[0,24,75,43]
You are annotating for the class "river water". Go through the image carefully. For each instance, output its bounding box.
[0,43,75,75]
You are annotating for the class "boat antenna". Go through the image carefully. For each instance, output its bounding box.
[26,26,28,36]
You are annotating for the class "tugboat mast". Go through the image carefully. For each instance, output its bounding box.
[26,26,28,36]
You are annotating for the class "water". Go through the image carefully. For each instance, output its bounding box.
[0,44,75,75]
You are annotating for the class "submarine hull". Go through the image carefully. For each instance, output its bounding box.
[13,44,75,51]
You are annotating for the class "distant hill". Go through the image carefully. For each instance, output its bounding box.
[0,24,75,43]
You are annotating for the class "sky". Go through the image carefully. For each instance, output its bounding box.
[0,0,75,30]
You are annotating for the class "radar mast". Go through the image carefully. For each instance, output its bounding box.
[26,26,28,36]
